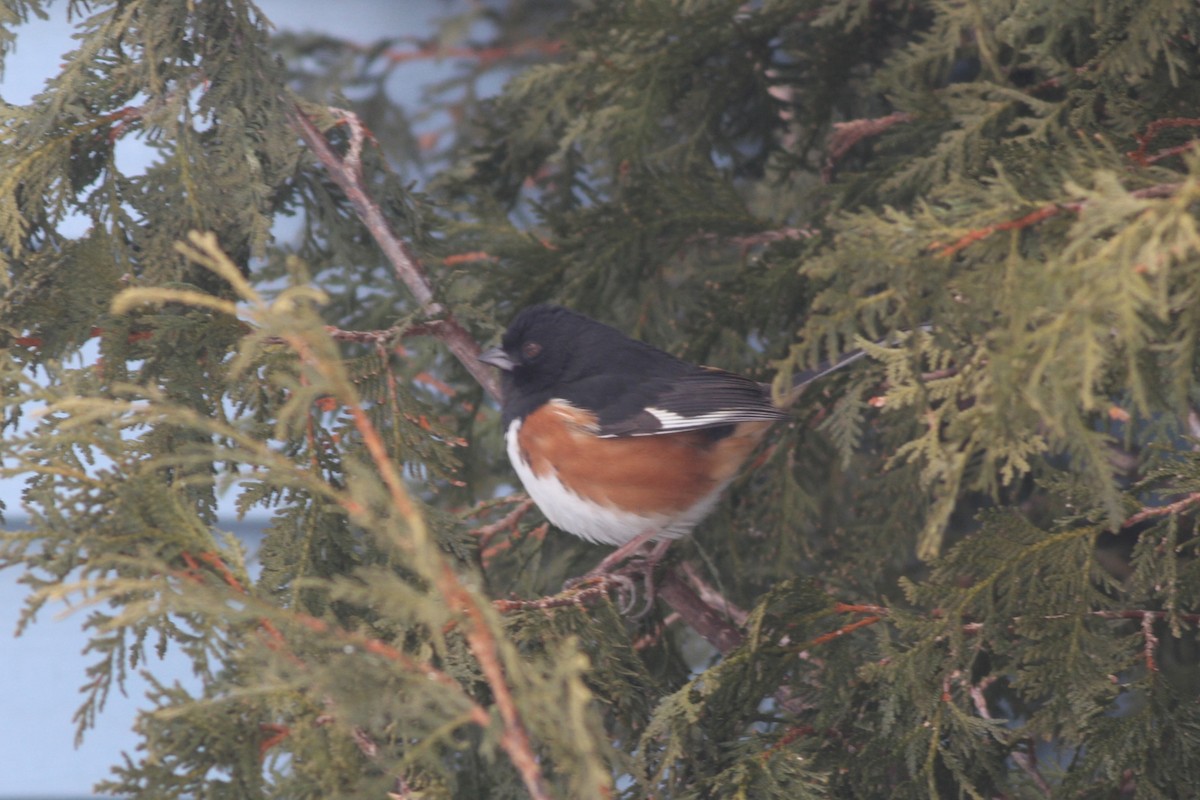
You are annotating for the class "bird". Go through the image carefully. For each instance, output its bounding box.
[479,304,865,592]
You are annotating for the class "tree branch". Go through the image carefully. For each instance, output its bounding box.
[288,104,502,402]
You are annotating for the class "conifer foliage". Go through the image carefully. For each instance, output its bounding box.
[3,1,1200,797]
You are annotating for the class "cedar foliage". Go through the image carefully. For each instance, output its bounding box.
[3,0,1200,797]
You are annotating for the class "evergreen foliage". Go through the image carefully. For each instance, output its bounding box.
[2,0,1200,797]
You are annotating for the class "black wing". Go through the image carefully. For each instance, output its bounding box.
[561,369,787,438]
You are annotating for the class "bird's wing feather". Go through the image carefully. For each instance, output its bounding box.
[562,370,786,438]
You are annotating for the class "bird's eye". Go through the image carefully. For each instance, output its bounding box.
[521,341,543,361]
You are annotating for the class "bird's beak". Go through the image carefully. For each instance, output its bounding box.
[479,346,515,371]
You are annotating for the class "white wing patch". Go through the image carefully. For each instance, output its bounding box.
[641,406,775,433]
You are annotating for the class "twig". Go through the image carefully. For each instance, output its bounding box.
[967,677,1052,796]
[933,183,1180,258]
[823,112,914,182]
[377,38,563,66]
[676,561,749,626]
[1121,492,1200,528]
[632,613,681,650]
[440,565,556,800]
[471,497,536,550]
[492,575,616,614]
[808,613,883,646]
[657,568,745,655]
[1126,117,1200,167]
[288,105,502,401]
[1140,612,1160,673]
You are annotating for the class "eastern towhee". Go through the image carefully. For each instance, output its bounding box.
[479,304,863,584]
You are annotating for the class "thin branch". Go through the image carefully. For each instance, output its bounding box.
[657,568,745,655]
[288,105,502,401]
[1126,117,1200,167]
[934,182,1181,258]
[676,560,749,627]
[440,565,556,800]
[823,112,914,183]
[1122,492,1200,528]
[492,577,617,614]
[968,677,1052,797]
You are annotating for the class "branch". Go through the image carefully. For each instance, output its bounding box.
[933,182,1181,258]
[657,568,745,654]
[439,565,556,800]
[1121,492,1200,528]
[968,677,1052,797]
[288,104,502,402]
[823,112,914,183]
[1126,117,1200,167]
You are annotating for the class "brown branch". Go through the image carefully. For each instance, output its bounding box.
[808,613,883,646]
[1140,612,1160,673]
[934,182,1182,258]
[440,565,557,800]
[1121,492,1200,528]
[823,112,914,183]
[934,203,1065,258]
[657,568,745,654]
[676,560,749,627]
[471,497,536,550]
[492,576,617,614]
[288,105,502,402]
[968,678,1052,797]
[1126,117,1200,167]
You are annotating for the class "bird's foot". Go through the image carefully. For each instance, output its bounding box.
[564,537,673,617]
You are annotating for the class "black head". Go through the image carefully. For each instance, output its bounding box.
[479,305,689,421]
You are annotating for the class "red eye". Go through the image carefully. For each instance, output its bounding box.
[521,341,542,360]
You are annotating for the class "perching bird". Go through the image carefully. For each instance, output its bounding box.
[479,304,866,585]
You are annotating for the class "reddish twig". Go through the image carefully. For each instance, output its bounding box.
[1126,117,1200,167]
[1140,612,1159,673]
[758,725,816,763]
[808,614,883,646]
[631,612,681,651]
[1121,492,1200,528]
[934,203,1065,258]
[258,722,290,761]
[105,105,145,143]
[470,496,535,553]
[440,564,556,800]
[481,521,549,566]
[934,182,1180,258]
[492,572,627,615]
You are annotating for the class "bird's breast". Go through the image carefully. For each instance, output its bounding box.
[504,400,770,546]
